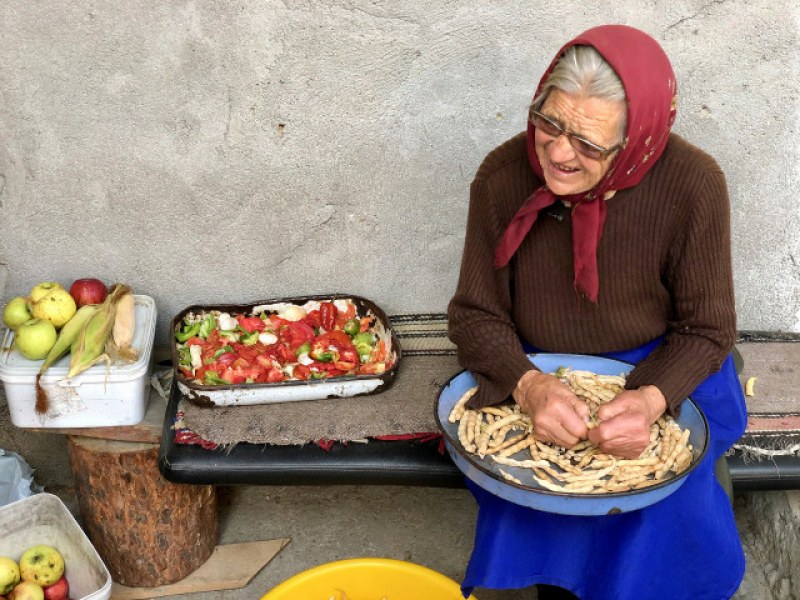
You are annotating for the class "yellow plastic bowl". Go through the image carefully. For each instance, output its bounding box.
[260,558,477,600]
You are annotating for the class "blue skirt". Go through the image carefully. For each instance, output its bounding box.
[462,339,748,600]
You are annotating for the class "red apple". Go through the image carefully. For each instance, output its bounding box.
[68,279,107,308]
[41,576,67,600]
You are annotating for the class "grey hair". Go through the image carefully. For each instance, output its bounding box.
[532,45,627,137]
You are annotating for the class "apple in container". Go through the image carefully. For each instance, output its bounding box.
[8,581,44,600]
[41,576,67,600]
[2,298,31,331]
[14,320,57,360]
[0,557,20,595]
[18,546,64,588]
[68,278,108,308]
[28,283,62,304]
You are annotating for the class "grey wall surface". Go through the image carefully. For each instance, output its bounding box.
[0,1,798,343]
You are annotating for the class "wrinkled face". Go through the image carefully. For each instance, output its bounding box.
[533,88,626,196]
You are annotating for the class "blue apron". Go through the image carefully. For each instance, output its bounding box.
[461,338,748,600]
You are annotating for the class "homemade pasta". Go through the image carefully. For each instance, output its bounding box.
[447,368,694,494]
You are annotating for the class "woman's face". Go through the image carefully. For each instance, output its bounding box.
[534,88,626,196]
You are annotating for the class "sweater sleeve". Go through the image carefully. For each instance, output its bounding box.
[447,176,537,408]
[625,167,737,413]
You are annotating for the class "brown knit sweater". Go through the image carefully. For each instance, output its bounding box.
[448,132,736,414]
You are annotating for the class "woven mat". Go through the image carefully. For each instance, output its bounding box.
[178,321,800,451]
[735,340,800,457]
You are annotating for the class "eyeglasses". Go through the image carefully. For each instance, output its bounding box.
[530,109,625,161]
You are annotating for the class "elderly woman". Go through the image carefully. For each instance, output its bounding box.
[448,25,747,600]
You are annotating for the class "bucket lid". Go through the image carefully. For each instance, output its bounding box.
[0,295,157,383]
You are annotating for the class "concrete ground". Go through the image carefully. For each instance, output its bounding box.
[47,484,777,600]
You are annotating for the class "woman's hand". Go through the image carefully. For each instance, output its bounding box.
[587,385,666,459]
[513,370,590,448]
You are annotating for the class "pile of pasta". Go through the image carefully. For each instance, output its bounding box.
[448,368,694,494]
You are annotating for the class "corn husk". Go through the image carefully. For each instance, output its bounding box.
[67,284,131,379]
[34,304,99,414]
[107,292,138,363]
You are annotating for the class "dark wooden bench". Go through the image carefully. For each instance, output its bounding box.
[157,333,800,492]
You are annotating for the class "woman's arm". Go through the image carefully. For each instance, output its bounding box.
[625,166,737,414]
[447,176,537,408]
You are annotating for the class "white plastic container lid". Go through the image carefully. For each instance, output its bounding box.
[0,295,157,384]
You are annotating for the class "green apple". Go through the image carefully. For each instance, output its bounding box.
[8,581,44,600]
[0,557,20,595]
[30,289,77,329]
[2,297,31,331]
[18,546,63,588]
[14,320,57,361]
[28,283,63,305]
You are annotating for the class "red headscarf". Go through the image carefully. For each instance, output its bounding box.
[494,25,677,302]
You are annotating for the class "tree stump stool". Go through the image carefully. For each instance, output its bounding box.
[67,436,217,587]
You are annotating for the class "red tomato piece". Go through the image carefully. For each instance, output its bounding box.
[339,347,359,364]
[280,322,316,351]
[237,315,267,332]
[256,355,273,369]
[320,302,338,331]
[232,357,250,369]
[359,317,373,333]
[267,369,285,383]
[185,337,205,346]
[294,364,311,380]
[233,345,259,363]
[269,315,289,329]
[374,340,387,363]
[333,303,357,330]
[276,343,296,363]
[241,366,263,380]
[205,329,221,346]
[304,310,322,329]
[318,330,353,348]
[217,352,237,367]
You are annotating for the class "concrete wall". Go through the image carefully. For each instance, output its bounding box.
[0,1,798,346]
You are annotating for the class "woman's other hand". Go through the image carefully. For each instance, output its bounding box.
[587,385,666,458]
[513,370,590,447]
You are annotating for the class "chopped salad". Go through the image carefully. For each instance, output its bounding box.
[174,299,394,386]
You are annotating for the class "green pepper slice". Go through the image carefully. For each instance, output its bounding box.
[177,345,192,366]
[241,331,259,346]
[212,345,234,359]
[204,370,230,385]
[313,351,334,363]
[352,332,375,347]
[175,322,201,343]
[198,314,217,338]
[343,318,361,337]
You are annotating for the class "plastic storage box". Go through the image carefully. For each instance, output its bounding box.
[0,295,157,428]
[0,493,111,600]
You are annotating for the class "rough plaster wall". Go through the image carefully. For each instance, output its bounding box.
[0,1,798,347]
[736,491,800,600]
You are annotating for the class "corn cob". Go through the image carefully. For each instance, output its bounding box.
[112,292,135,348]
[67,284,131,379]
[39,304,98,375]
[107,291,138,362]
[34,304,99,414]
